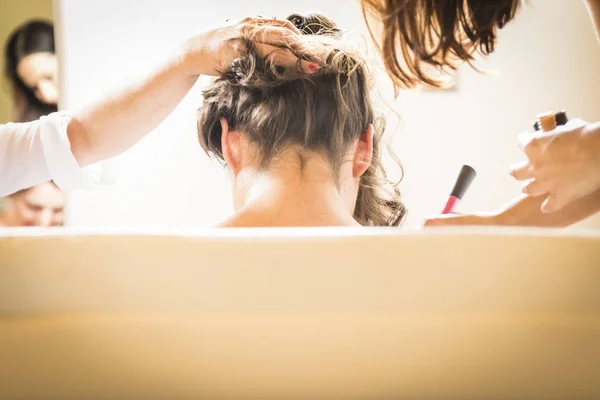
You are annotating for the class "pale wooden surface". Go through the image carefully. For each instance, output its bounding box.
[1,228,599,399]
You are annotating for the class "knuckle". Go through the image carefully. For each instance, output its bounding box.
[282,20,296,30]
[523,143,540,157]
[527,162,539,174]
[527,136,542,148]
[230,41,243,53]
[235,23,247,34]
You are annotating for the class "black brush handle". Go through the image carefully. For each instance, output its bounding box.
[450,165,477,199]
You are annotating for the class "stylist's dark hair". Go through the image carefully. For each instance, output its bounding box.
[198,13,406,226]
[4,20,57,121]
[361,0,521,89]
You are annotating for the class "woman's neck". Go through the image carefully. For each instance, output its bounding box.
[220,151,359,227]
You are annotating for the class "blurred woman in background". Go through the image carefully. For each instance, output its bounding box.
[0,181,64,227]
[1,20,64,227]
[4,19,58,123]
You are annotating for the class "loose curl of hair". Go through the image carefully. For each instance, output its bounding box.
[198,13,406,226]
[361,0,521,89]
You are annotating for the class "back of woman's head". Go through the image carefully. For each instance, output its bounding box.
[198,13,406,226]
[4,20,56,121]
[361,0,521,88]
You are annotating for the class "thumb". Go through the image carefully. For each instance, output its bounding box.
[424,213,496,227]
[541,194,561,213]
[425,214,474,227]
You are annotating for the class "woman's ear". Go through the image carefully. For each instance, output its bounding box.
[353,123,374,177]
[220,118,242,174]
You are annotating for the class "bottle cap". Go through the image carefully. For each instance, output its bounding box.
[537,111,557,132]
[533,110,568,131]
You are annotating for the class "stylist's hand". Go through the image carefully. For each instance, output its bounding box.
[510,120,600,213]
[424,212,500,227]
[176,17,318,76]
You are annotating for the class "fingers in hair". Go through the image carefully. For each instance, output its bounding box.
[254,43,318,74]
[239,17,301,34]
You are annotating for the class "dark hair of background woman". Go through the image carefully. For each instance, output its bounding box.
[4,20,57,122]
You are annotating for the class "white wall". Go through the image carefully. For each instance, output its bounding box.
[57,0,600,228]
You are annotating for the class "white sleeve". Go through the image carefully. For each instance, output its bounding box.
[0,111,99,196]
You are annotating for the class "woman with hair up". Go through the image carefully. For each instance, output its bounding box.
[198,13,406,227]
[360,0,600,228]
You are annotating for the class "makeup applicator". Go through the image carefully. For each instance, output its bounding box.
[442,165,477,214]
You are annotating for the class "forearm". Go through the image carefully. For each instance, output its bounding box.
[499,190,600,227]
[67,57,198,166]
[584,0,600,44]
[63,19,307,167]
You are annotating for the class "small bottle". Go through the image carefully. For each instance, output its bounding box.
[537,111,557,132]
[533,110,568,131]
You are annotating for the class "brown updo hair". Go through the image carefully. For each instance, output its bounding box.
[197,13,406,226]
